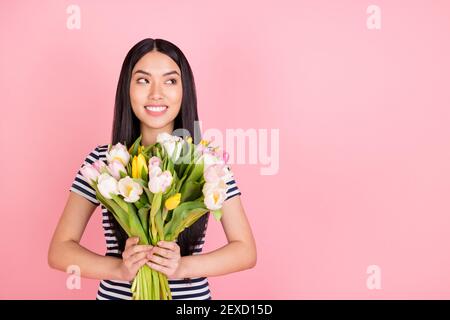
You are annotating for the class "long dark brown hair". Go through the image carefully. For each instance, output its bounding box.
[110,38,209,258]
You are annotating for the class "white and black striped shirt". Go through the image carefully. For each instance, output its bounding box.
[69,144,241,300]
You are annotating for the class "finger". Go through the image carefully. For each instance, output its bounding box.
[123,242,152,260]
[147,252,171,267]
[124,237,139,251]
[152,246,176,259]
[127,251,149,266]
[157,240,179,252]
[146,261,172,275]
[131,257,150,274]
[130,244,154,256]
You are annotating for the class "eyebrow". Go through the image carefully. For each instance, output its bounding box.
[133,70,180,77]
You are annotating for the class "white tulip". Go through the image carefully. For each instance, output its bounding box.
[118,176,143,203]
[148,170,173,194]
[204,164,227,183]
[97,173,119,199]
[202,179,227,197]
[106,143,130,166]
[80,163,100,186]
[198,153,225,172]
[204,188,227,211]
[156,133,183,161]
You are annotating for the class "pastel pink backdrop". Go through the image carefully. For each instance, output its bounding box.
[1,0,450,299]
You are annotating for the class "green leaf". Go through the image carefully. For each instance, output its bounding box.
[155,209,165,241]
[119,170,127,179]
[127,202,149,244]
[164,200,206,237]
[92,185,130,234]
[167,207,209,241]
[212,209,222,221]
[179,181,203,202]
[140,164,148,182]
[186,161,204,183]
[129,134,142,157]
[143,186,154,204]
[110,194,129,213]
[138,205,149,237]
[149,192,162,244]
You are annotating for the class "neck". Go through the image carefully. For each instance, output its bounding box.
[140,121,175,147]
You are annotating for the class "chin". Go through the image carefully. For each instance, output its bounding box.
[142,119,173,130]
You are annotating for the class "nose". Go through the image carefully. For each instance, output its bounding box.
[148,81,163,100]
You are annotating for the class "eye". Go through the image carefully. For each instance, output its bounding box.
[166,78,177,84]
[137,78,149,84]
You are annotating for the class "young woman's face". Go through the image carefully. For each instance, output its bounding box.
[130,50,183,130]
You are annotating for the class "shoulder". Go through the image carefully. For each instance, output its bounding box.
[82,144,109,163]
[97,144,109,152]
[94,144,110,158]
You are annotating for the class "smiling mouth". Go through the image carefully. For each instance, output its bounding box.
[145,105,168,112]
[144,105,168,117]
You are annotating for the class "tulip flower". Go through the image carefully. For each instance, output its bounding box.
[92,159,107,173]
[97,173,119,199]
[118,176,143,203]
[148,156,161,169]
[165,193,181,210]
[199,152,225,172]
[148,170,173,194]
[202,178,227,197]
[106,142,130,166]
[80,163,100,186]
[107,159,127,180]
[204,164,227,183]
[156,132,183,161]
[204,188,227,211]
[132,153,148,179]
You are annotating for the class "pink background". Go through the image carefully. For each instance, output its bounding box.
[1,0,450,299]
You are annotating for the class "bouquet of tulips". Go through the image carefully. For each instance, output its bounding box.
[80,133,230,299]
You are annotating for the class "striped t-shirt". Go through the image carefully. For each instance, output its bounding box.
[69,144,242,300]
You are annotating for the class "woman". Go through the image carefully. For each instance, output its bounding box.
[48,38,257,300]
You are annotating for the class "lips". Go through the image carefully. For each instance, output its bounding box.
[144,105,168,117]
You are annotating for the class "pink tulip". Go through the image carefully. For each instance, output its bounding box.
[148,170,173,193]
[107,159,127,180]
[148,156,161,169]
[80,163,100,186]
[92,160,107,173]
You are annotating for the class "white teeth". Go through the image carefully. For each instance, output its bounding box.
[145,106,167,112]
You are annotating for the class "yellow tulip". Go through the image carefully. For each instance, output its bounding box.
[165,193,181,210]
[186,136,192,144]
[132,153,149,179]
[132,155,139,178]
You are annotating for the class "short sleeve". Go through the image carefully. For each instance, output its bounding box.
[222,165,242,201]
[69,145,101,206]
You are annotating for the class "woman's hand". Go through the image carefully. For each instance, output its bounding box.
[119,237,153,282]
[146,240,183,279]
